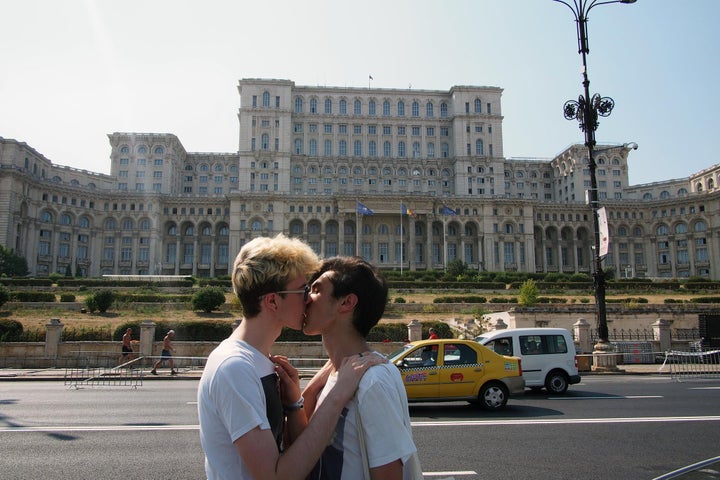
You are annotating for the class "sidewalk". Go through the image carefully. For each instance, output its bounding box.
[0,363,670,381]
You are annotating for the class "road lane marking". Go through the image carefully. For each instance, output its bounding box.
[411,415,720,427]
[3,416,720,432]
[424,472,476,477]
[548,395,663,400]
[0,425,200,433]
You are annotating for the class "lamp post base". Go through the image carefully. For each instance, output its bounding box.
[592,340,621,372]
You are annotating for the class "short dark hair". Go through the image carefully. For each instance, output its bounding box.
[310,256,388,337]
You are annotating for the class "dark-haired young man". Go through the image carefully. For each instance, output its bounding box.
[302,256,420,480]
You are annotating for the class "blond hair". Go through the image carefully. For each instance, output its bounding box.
[232,234,320,317]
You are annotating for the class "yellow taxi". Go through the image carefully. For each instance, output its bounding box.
[388,339,524,410]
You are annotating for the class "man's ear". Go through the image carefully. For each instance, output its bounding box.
[260,293,280,312]
[338,293,358,313]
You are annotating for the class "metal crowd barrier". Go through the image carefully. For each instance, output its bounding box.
[662,349,720,381]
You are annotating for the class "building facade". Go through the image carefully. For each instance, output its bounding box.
[1,79,718,278]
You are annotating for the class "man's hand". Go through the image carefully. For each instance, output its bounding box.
[272,354,301,407]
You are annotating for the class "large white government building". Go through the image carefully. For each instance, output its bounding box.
[1,78,718,279]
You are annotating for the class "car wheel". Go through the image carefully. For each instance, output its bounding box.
[477,382,508,410]
[545,370,569,394]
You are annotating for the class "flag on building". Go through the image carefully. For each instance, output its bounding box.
[440,205,457,216]
[357,202,374,216]
[369,75,374,80]
[598,207,609,257]
[401,203,416,217]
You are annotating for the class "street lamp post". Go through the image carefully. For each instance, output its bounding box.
[554,0,636,365]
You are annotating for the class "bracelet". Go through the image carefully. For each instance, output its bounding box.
[284,396,304,412]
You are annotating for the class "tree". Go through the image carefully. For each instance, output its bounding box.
[92,289,116,313]
[192,286,226,313]
[446,259,467,279]
[0,245,29,277]
[518,279,539,306]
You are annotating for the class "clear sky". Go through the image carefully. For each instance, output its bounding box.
[1,0,717,185]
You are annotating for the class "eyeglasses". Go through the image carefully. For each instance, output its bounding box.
[260,284,311,302]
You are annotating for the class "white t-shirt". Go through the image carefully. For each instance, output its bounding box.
[308,356,418,480]
[197,338,282,480]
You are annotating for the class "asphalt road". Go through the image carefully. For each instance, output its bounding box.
[1,376,719,479]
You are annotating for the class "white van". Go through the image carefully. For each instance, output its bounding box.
[474,328,581,394]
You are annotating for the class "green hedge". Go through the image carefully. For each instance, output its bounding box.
[113,293,192,303]
[0,278,53,287]
[433,296,487,304]
[56,279,194,288]
[10,291,55,302]
[113,320,234,342]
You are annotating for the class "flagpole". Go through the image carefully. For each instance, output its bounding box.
[443,216,448,272]
[400,202,403,276]
[356,202,360,256]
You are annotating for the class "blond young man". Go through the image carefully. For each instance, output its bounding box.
[198,235,382,480]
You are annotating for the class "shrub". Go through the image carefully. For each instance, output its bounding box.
[93,289,116,313]
[0,285,9,308]
[85,295,98,313]
[192,286,227,313]
[0,319,23,341]
[393,297,406,303]
[518,279,539,306]
[60,293,76,302]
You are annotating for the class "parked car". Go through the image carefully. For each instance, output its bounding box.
[474,328,581,394]
[387,339,524,410]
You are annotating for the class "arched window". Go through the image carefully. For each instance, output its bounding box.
[656,225,669,236]
[261,134,270,150]
[411,101,419,117]
[262,91,270,107]
[294,96,303,113]
[675,223,688,234]
[60,214,71,225]
[201,225,211,235]
[339,99,347,114]
[368,100,376,115]
[354,99,362,115]
[427,142,435,158]
[474,98,482,113]
[369,140,377,157]
[154,146,164,155]
[383,100,390,116]
[398,141,406,157]
[694,221,707,232]
[104,218,116,230]
[397,101,405,116]
[168,225,177,236]
[426,102,434,117]
[440,103,448,117]
[139,219,151,230]
[310,98,317,113]
[79,216,90,228]
[184,225,194,236]
[383,141,392,157]
[325,98,332,114]
[251,220,262,231]
[122,219,134,230]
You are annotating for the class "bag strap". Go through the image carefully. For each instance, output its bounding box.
[354,396,372,480]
